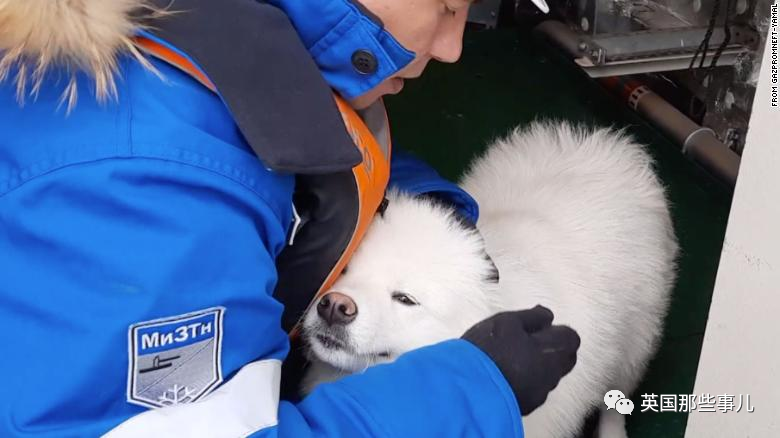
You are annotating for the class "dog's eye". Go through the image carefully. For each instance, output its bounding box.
[392,292,420,306]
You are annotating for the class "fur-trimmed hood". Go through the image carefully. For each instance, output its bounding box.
[0,0,162,107]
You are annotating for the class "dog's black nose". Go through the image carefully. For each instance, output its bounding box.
[317,292,358,326]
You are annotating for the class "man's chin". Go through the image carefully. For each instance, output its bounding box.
[347,95,376,110]
[348,78,404,109]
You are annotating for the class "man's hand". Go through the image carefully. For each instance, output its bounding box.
[462,305,580,416]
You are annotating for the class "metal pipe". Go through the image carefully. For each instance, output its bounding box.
[604,76,741,186]
[533,21,741,187]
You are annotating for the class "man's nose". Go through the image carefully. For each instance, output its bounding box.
[317,292,358,326]
[431,9,467,63]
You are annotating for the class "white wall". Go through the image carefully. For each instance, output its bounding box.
[686,12,780,437]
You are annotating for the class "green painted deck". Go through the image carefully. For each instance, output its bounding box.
[384,28,732,437]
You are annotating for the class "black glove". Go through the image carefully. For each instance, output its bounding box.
[462,305,580,416]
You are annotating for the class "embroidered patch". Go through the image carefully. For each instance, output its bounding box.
[127,307,225,409]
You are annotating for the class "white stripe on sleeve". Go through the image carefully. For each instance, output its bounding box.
[105,359,281,438]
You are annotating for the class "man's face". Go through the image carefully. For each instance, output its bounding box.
[349,0,472,109]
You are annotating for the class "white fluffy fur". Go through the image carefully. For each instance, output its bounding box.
[302,122,678,438]
[0,0,163,107]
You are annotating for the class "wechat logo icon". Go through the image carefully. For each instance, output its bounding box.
[605,390,634,415]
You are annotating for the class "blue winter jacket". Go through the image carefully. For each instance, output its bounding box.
[0,0,522,436]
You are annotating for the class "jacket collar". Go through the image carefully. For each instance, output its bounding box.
[267,0,415,100]
[142,0,366,174]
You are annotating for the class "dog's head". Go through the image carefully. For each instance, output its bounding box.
[302,191,500,372]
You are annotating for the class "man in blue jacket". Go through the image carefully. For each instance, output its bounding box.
[0,0,578,436]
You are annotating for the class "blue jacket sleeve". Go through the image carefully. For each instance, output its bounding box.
[277,339,523,437]
[389,148,479,223]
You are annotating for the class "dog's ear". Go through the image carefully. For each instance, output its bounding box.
[441,203,500,284]
[419,194,501,285]
[451,213,500,284]
[418,193,476,229]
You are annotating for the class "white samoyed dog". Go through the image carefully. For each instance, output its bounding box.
[301,122,678,438]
